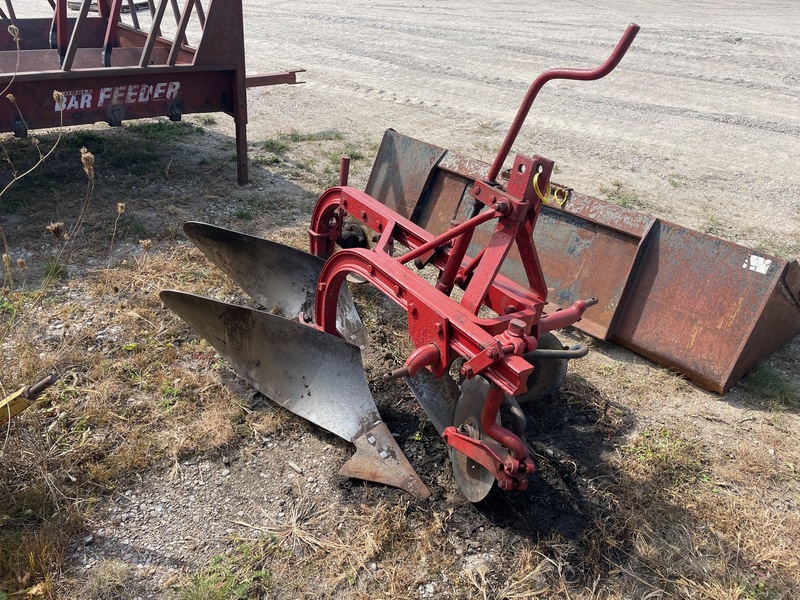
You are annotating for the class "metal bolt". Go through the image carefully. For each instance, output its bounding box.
[461,365,474,377]
[508,318,526,337]
[435,322,443,335]
[474,185,481,196]
[317,283,327,292]
[409,303,417,317]
[360,210,368,220]
[488,348,497,359]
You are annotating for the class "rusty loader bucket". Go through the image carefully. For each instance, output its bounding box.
[367,136,800,394]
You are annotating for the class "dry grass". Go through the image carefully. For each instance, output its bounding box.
[0,123,263,594]
[1,121,799,599]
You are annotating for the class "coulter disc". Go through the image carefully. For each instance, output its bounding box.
[449,376,497,503]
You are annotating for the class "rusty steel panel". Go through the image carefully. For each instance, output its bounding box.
[610,222,800,392]
[367,131,800,393]
[529,193,655,338]
[414,170,469,237]
[534,208,652,339]
[0,70,236,132]
[364,129,446,220]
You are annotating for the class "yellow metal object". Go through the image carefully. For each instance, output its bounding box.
[0,375,58,425]
[0,387,33,425]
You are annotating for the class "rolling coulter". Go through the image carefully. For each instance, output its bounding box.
[161,27,640,500]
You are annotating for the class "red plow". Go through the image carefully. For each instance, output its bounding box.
[162,20,800,499]
[162,25,640,500]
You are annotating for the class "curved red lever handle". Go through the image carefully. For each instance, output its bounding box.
[486,23,641,184]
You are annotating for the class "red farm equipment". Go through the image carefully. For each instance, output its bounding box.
[161,25,641,501]
[162,22,799,500]
[0,0,301,183]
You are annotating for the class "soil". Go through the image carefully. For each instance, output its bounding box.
[6,0,800,598]
[241,0,800,251]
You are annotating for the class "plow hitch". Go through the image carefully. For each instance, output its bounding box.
[162,24,640,501]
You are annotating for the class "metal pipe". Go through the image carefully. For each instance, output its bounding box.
[168,0,196,65]
[399,207,501,265]
[139,0,169,67]
[538,297,598,333]
[436,220,472,294]
[3,0,16,22]
[481,383,527,461]
[127,0,141,30]
[63,0,92,71]
[524,343,590,360]
[23,374,59,400]
[339,156,350,187]
[385,343,440,380]
[486,23,640,183]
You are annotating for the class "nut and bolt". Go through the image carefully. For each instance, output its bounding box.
[508,318,526,337]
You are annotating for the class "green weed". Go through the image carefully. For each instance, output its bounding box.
[742,364,800,407]
[197,115,218,126]
[601,180,644,209]
[43,258,67,281]
[124,119,199,141]
[176,544,272,600]
[262,138,289,155]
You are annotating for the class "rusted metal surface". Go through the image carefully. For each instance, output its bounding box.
[534,194,655,339]
[366,128,800,392]
[610,223,800,392]
[364,129,446,220]
[0,0,302,184]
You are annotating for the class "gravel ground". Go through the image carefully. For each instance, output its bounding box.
[241,0,800,250]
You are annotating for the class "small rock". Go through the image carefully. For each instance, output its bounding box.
[222,469,231,477]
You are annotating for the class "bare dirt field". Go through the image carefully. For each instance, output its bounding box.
[2,1,800,599]
[243,0,800,253]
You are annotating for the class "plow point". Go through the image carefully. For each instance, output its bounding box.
[340,421,430,498]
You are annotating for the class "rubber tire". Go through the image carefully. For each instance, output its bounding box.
[515,331,568,404]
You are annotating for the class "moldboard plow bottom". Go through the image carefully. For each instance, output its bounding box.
[161,24,641,500]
